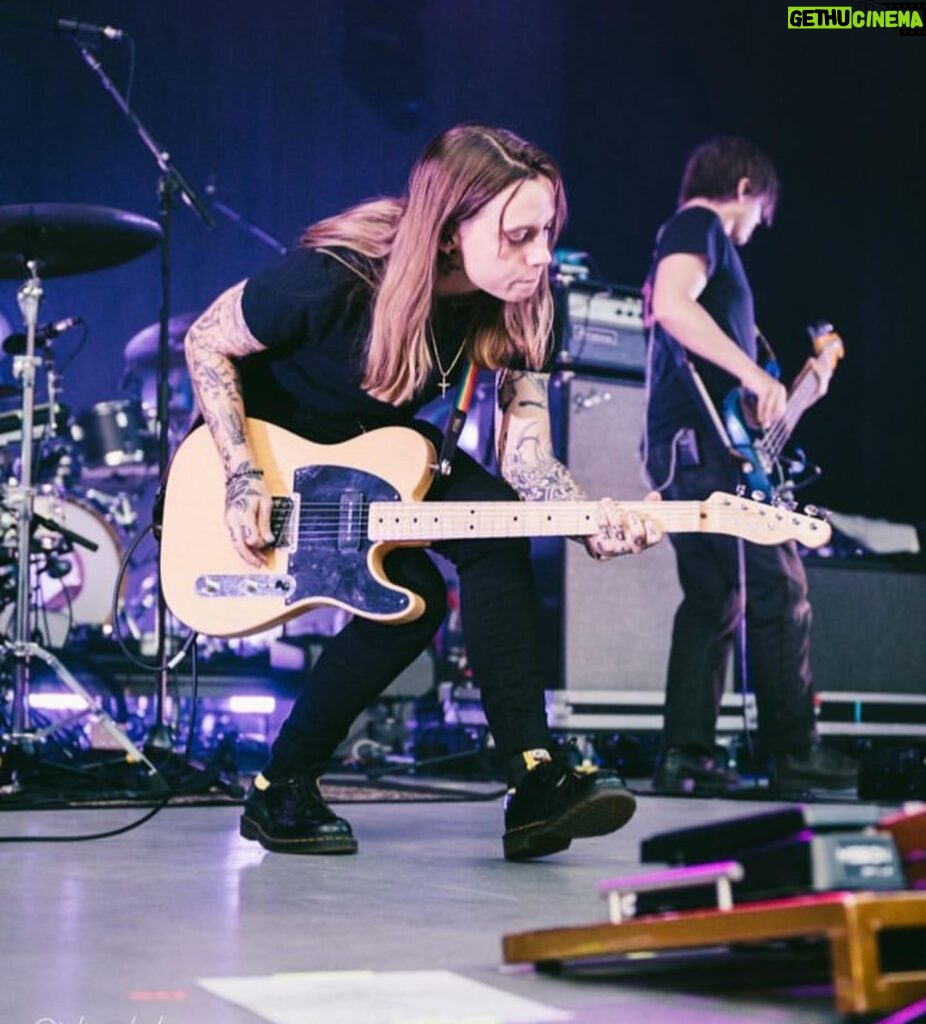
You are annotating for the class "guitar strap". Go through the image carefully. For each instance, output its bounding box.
[682,355,738,456]
[435,359,479,476]
[645,315,741,471]
[755,326,781,378]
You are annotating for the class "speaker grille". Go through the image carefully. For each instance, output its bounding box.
[555,374,680,692]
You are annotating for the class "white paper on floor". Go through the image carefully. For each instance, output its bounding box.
[197,968,573,1024]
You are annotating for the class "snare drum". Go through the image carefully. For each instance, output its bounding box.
[71,399,155,479]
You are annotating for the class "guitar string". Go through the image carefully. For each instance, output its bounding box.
[756,332,840,460]
[283,505,820,540]
[760,373,819,458]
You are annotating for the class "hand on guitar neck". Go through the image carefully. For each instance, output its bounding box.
[724,325,845,498]
[741,364,787,429]
[803,349,836,401]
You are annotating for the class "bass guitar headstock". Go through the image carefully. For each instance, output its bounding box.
[808,321,846,370]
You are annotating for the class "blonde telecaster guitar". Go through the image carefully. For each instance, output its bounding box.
[160,420,832,638]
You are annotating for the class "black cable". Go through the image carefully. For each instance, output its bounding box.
[0,794,174,843]
[108,519,196,673]
[0,511,211,842]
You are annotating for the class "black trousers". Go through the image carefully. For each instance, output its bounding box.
[648,432,817,756]
[265,423,552,779]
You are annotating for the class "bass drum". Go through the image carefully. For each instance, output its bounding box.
[6,494,127,649]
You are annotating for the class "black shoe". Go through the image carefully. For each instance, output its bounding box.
[770,743,859,792]
[502,760,636,861]
[653,747,738,795]
[240,776,358,854]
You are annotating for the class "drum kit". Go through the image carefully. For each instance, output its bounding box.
[0,201,194,773]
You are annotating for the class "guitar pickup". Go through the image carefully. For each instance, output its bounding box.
[270,496,296,549]
[337,488,365,552]
[194,574,296,598]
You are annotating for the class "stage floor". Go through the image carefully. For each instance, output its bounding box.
[0,787,909,1024]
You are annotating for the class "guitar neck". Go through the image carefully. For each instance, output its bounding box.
[369,499,707,542]
[785,367,819,431]
[766,334,843,460]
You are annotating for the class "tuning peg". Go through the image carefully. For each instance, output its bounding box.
[803,504,819,518]
[750,490,767,503]
[735,484,747,497]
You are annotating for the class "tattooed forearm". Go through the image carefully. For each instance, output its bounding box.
[185,281,266,475]
[496,370,588,502]
[503,455,589,502]
[222,408,247,447]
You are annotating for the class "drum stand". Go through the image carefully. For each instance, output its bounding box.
[1,262,159,785]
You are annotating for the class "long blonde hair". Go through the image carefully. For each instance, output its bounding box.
[301,124,567,404]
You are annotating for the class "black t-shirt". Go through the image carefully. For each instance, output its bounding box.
[239,247,489,444]
[644,206,756,445]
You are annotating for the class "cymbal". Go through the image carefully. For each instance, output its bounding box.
[0,203,162,279]
[123,312,199,368]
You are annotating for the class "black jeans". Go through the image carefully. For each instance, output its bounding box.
[265,423,552,779]
[648,432,817,756]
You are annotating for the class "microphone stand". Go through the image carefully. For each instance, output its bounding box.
[205,181,287,255]
[73,41,214,756]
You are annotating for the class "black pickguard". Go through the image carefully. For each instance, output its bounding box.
[285,464,410,617]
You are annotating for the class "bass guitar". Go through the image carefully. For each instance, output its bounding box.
[723,322,845,498]
[160,420,832,638]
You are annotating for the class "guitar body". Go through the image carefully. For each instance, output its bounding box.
[160,421,436,638]
[722,387,787,497]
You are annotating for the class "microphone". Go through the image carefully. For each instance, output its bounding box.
[55,18,125,41]
[3,317,83,355]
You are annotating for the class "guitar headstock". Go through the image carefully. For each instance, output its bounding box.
[702,492,832,548]
[808,321,846,369]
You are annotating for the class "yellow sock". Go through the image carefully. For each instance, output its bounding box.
[522,749,552,772]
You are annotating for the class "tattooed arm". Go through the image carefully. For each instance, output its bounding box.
[184,281,273,566]
[495,369,662,560]
[495,369,587,501]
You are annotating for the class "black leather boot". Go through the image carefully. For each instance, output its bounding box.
[240,776,358,854]
[503,758,636,861]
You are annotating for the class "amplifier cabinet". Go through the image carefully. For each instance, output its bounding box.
[806,560,926,695]
[557,286,647,377]
[550,373,681,692]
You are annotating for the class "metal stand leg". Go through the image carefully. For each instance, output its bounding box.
[5,642,160,776]
[1,262,162,788]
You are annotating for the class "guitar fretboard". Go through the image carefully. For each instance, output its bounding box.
[368,499,729,542]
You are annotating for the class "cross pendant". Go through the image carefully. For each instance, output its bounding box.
[438,378,450,397]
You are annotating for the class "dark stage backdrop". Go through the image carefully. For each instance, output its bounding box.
[0,0,923,525]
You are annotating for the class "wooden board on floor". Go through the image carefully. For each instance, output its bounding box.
[502,890,926,1015]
